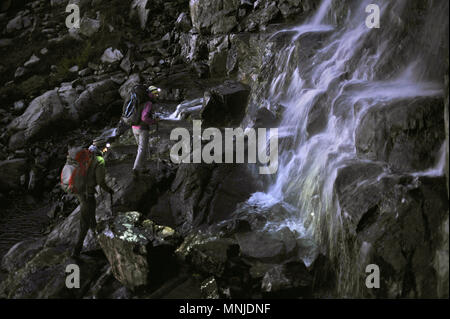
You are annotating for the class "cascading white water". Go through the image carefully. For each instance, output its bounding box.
[246,0,448,296]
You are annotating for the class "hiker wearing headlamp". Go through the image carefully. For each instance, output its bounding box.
[115,84,161,178]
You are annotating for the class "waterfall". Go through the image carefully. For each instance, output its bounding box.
[246,0,448,296]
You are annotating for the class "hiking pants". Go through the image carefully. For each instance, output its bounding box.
[73,194,96,256]
[132,127,149,171]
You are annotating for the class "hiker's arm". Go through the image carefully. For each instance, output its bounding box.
[116,119,130,137]
[141,102,157,125]
[96,162,113,194]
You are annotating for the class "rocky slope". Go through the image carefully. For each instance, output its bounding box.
[0,0,448,298]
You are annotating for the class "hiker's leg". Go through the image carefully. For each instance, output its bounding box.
[86,194,97,234]
[73,196,89,256]
[132,126,139,145]
[141,129,149,165]
[133,128,149,171]
[133,127,143,170]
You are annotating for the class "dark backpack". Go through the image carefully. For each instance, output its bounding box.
[121,85,150,126]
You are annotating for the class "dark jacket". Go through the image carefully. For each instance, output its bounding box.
[132,100,155,131]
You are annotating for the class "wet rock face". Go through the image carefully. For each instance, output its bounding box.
[166,161,261,235]
[181,0,321,82]
[189,0,240,35]
[252,107,278,128]
[336,163,449,298]
[356,97,445,173]
[200,81,250,127]
[334,162,386,228]
[97,212,181,290]
[189,0,319,35]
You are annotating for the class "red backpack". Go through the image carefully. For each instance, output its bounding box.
[61,147,94,195]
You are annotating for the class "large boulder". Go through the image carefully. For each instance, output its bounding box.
[200,81,250,127]
[7,90,67,145]
[119,73,141,99]
[57,84,79,112]
[97,212,181,290]
[101,48,124,64]
[235,227,298,263]
[0,246,105,298]
[1,238,45,273]
[7,80,118,148]
[335,161,449,298]
[175,232,239,277]
[165,162,260,234]
[74,79,120,118]
[45,203,103,255]
[355,97,445,173]
[167,163,214,233]
[45,206,82,248]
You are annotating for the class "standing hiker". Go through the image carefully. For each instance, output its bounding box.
[117,84,161,178]
[61,139,114,258]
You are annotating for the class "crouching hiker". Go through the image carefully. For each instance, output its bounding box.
[116,84,161,178]
[60,139,114,258]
